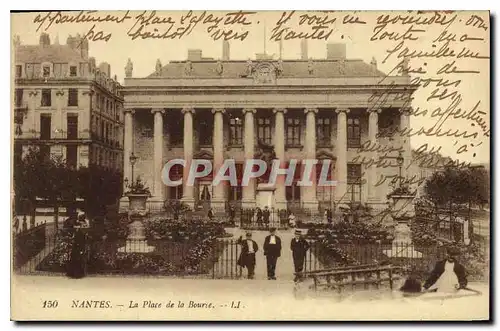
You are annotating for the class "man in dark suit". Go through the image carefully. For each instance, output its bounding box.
[237,232,258,279]
[262,206,271,228]
[291,230,310,281]
[423,247,468,292]
[263,227,282,280]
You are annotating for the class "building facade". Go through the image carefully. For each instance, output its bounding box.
[13,33,124,172]
[121,42,417,213]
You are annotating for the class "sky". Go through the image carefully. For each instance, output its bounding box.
[11,10,491,165]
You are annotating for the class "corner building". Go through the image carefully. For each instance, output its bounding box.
[13,33,125,172]
[122,42,416,214]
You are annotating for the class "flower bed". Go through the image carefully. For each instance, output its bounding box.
[315,237,359,267]
[37,218,230,275]
[305,222,393,244]
[144,218,230,241]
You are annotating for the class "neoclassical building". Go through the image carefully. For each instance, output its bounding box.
[121,42,416,214]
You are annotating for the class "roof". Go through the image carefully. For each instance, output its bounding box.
[147,59,386,79]
[14,45,86,63]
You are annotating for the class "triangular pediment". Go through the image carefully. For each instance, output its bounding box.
[193,150,214,159]
[316,150,336,160]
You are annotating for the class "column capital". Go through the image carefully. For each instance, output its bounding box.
[181,107,195,114]
[82,90,94,96]
[123,108,135,114]
[242,108,257,114]
[335,108,350,114]
[151,108,165,114]
[211,108,226,114]
[368,108,382,114]
[273,108,287,114]
[304,108,318,114]
[55,89,65,97]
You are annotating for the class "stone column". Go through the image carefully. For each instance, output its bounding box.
[303,108,319,210]
[151,108,165,201]
[273,108,287,209]
[119,108,134,212]
[399,107,412,179]
[123,108,135,188]
[181,107,195,207]
[242,108,256,208]
[368,109,381,202]
[335,108,349,203]
[212,108,226,211]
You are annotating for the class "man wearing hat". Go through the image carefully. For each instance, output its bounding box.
[423,247,468,293]
[237,232,259,279]
[291,230,310,281]
[263,227,282,280]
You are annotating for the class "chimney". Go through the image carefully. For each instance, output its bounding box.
[66,35,75,49]
[80,37,89,59]
[222,41,230,60]
[327,43,346,59]
[187,49,202,61]
[39,33,51,47]
[98,62,111,77]
[301,39,308,60]
[370,57,377,70]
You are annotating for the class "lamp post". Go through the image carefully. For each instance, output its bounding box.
[129,153,138,184]
[396,151,404,188]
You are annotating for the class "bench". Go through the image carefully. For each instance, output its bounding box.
[297,264,404,293]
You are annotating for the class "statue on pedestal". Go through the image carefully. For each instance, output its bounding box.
[155,59,162,76]
[255,140,276,184]
[125,58,133,78]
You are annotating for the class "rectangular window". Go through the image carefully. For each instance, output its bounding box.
[41,89,51,107]
[40,114,51,140]
[198,115,213,146]
[169,113,183,146]
[286,117,301,146]
[15,65,22,78]
[286,184,301,202]
[347,117,361,148]
[69,66,77,77]
[317,117,332,146]
[67,115,78,139]
[229,116,243,145]
[66,145,78,168]
[39,145,50,162]
[347,164,362,202]
[68,89,78,107]
[257,117,272,145]
[168,163,184,199]
[15,89,23,107]
[316,161,335,202]
[42,65,50,78]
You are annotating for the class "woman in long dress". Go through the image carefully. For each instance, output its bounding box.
[66,227,88,279]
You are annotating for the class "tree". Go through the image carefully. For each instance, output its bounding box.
[424,166,490,209]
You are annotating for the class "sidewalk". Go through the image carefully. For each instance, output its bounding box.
[11,274,490,321]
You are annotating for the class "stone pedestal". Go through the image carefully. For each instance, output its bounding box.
[383,194,421,258]
[256,185,276,209]
[118,217,154,253]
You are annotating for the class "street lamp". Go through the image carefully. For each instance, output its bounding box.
[129,153,138,184]
[396,151,404,188]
